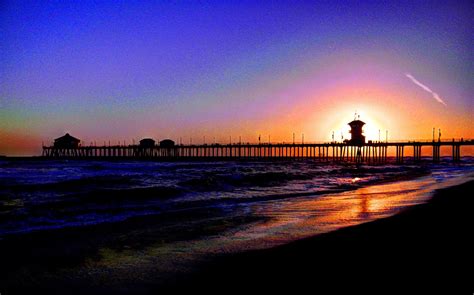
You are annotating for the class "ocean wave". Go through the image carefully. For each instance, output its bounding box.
[172,188,348,210]
[27,185,184,210]
[179,171,320,192]
[5,175,139,192]
[1,159,472,239]
[76,186,183,202]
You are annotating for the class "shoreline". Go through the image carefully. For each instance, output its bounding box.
[0,163,433,238]
[177,179,474,293]
[0,176,472,294]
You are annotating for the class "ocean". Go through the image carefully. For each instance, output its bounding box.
[1,157,473,248]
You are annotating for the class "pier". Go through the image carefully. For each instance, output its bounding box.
[42,139,473,164]
[41,118,473,164]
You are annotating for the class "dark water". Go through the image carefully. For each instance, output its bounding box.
[1,157,473,242]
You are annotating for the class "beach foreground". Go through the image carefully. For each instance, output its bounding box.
[1,179,472,294]
[177,180,473,293]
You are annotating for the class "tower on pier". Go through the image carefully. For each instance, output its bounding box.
[348,117,366,145]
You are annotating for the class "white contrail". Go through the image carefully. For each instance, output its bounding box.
[405,73,447,106]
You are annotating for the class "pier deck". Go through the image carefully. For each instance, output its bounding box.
[42,140,473,163]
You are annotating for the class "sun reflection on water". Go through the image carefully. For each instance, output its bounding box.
[226,175,472,250]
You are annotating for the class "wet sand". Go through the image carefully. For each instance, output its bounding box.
[177,180,473,293]
[1,180,472,294]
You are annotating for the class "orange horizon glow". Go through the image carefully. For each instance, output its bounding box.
[2,80,474,156]
[3,52,474,156]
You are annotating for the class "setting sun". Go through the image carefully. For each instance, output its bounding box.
[327,110,387,142]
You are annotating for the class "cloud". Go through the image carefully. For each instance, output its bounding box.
[405,73,447,106]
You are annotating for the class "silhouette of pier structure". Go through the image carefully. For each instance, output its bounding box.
[42,119,472,163]
[42,138,472,164]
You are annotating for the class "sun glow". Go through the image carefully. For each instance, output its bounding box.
[325,109,389,142]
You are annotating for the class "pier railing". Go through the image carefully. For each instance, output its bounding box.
[42,139,474,163]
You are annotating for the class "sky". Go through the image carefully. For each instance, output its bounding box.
[1,1,473,155]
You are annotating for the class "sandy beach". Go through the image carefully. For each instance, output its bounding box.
[179,180,474,293]
[1,178,472,294]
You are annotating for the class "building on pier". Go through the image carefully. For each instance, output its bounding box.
[54,133,80,148]
[160,139,175,147]
[348,119,366,145]
[139,138,156,147]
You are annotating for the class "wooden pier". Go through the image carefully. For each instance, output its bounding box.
[42,139,473,164]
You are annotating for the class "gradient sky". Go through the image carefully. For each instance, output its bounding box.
[1,1,473,155]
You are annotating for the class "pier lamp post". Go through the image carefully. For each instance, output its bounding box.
[433,128,435,142]
[438,129,441,142]
[386,130,388,143]
[302,133,304,144]
[332,131,334,143]
[293,133,295,145]
[378,129,381,142]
